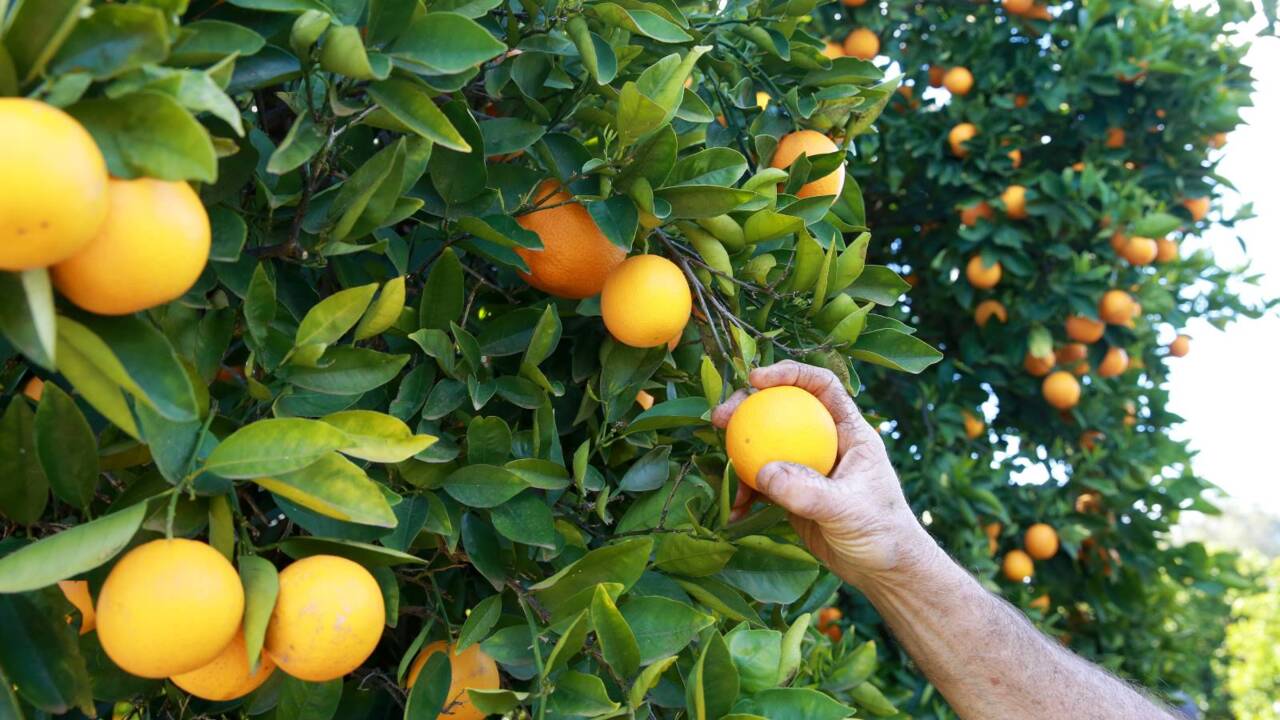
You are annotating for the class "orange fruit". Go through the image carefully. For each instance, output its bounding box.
[1071,161,1086,172]
[265,555,384,682]
[23,377,45,403]
[823,625,843,642]
[984,522,1002,556]
[962,410,985,440]
[1024,523,1059,560]
[1104,127,1125,149]
[1098,290,1134,325]
[928,66,946,87]
[770,130,846,200]
[725,386,838,490]
[635,390,655,411]
[1110,230,1130,253]
[408,642,501,720]
[1002,0,1034,13]
[1042,371,1080,410]
[1119,236,1157,265]
[1155,237,1178,263]
[58,580,96,635]
[959,200,994,227]
[601,255,692,348]
[1008,148,1023,168]
[1029,594,1051,612]
[843,28,880,60]
[171,630,277,701]
[948,122,978,158]
[52,178,210,316]
[1076,491,1102,513]
[1002,549,1034,582]
[515,181,626,298]
[1169,335,1190,357]
[1065,316,1105,344]
[1056,343,1087,365]
[974,299,1007,327]
[1097,347,1129,377]
[817,607,843,630]
[1079,430,1104,451]
[96,539,244,678]
[1209,132,1227,149]
[965,255,1002,289]
[842,0,867,5]
[943,67,974,96]
[821,41,844,60]
[1014,93,1029,108]
[1182,196,1210,221]
[1023,351,1054,377]
[1001,184,1028,219]
[0,98,109,271]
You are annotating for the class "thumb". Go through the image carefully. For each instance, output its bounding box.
[755,462,840,523]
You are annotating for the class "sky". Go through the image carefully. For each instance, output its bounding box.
[1165,28,1280,512]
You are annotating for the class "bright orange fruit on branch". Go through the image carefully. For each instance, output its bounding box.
[1002,549,1034,582]
[601,255,692,348]
[943,66,974,96]
[1105,127,1126,149]
[770,130,846,199]
[1182,196,1210,221]
[1024,523,1059,560]
[984,522,1002,556]
[408,642,501,720]
[948,122,978,158]
[963,410,985,439]
[1169,334,1191,357]
[959,200,994,227]
[965,255,1002,289]
[171,631,277,702]
[726,386,838,490]
[515,181,626,298]
[843,28,880,60]
[1155,237,1178,262]
[1023,351,1054,377]
[818,607,843,631]
[1099,290,1135,325]
[1000,184,1028,219]
[974,299,1007,327]
[1065,316,1105,344]
[52,178,210,316]
[1042,371,1081,410]
[1097,347,1129,377]
[0,98,109,271]
[1119,236,1158,265]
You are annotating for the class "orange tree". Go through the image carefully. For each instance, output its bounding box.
[0,0,941,718]
[814,0,1272,716]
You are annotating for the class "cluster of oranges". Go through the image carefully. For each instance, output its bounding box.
[0,98,210,316]
[988,522,1059,609]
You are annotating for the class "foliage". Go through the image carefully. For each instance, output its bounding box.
[1224,558,1280,720]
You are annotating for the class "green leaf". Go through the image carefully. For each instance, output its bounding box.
[545,610,590,674]
[367,77,470,151]
[53,321,138,438]
[420,248,465,331]
[171,20,266,65]
[67,91,217,182]
[254,452,398,527]
[735,688,854,720]
[0,269,57,370]
[442,464,530,508]
[273,676,343,720]
[717,535,819,604]
[657,186,757,219]
[618,446,671,492]
[49,4,169,80]
[532,537,654,621]
[404,650,449,720]
[823,640,876,692]
[589,3,692,43]
[33,383,97,509]
[547,670,620,716]
[655,534,736,577]
[625,397,710,434]
[671,147,749,187]
[687,631,739,720]
[744,209,805,244]
[238,555,279,670]
[1133,212,1183,237]
[616,81,669,148]
[71,314,200,423]
[319,24,389,80]
[204,417,349,478]
[491,491,556,548]
[353,275,407,341]
[845,265,909,306]
[320,410,436,463]
[727,627,783,693]
[850,682,897,716]
[389,12,507,74]
[0,502,145,593]
[591,584,641,678]
[700,355,724,406]
[849,329,943,374]
[267,112,325,174]
[3,0,88,84]
[0,591,93,715]
[628,655,678,708]
[620,595,714,664]
[456,593,503,651]
[827,232,871,297]
[295,283,378,348]
[586,196,640,250]
[0,398,48,524]
[277,347,409,394]
[276,536,427,566]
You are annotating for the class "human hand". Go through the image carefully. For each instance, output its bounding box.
[713,361,937,589]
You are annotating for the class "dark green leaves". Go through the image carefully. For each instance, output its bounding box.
[0,502,146,593]
[443,465,529,508]
[68,92,217,182]
[0,270,57,370]
[368,77,470,151]
[49,4,169,80]
[389,13,506,74]
[849,330,944,374]
[33,383,97,509]
[0,398,48,524]
[0,590,93,715]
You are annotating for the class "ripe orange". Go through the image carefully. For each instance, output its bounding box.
[1209,132,1228,149]
[928,66,946,87]
[408,642,501,720]
[770,130,846,199]
[1169,335,1190,357]
[823,625,843,642]
[0,98,109,271]
[1000,184,1028,219]
[515,181,626,298]
[635,390,655,410]
[1110,231,1129,253]
[1076,490,1103,513]
[601,255,692,348]
[1104,127,1126,149]
[1002,0,1034,13]
[265,555,384,682]
[1002,549,1034,582]
[96,539,244,678]
[943,66,974,96]
[842,0,867,5]
[1056,343,1088,365]
[984,522,1002,556]
[1155,237,1178,263]
[822,41,844,60]
[1079,430,1104,451]
[1182,196,1210,221]
[843,28,880,60]
[1119,236,1157,265]
[1029,594,1051,612]
[1042,371,1080,410]
[959,200,994,227]
[1072,161,1086,172]
[725,386,838,490]
[962,410,985,440]
[1097,347,1129,377]
[817,607,843,631]
[965,255,1002,289]
[1024,523,1059,560]
[1065,316,1105,344]
[1023,351,1054,377]
[1007,148,1023,168]
[1098,290,1135,325]
[171,631,276,701]
[974,299,1007,327]
[948,123,978,158]
[58,580,96,635]
[1123,399,1138,427]
[1014,93,1029,108]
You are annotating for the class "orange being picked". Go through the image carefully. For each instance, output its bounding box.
[974,299,1007,327]
[96,539,244,678]
[948,122,978,158]
[171,630,276,701]
[770,130,846,200]
[0,98,109,271]
[601,255,692,348]
[1042,370,1080,410]
[1023,351,1054,377]
[514,181,625,298]
[1182,196,1210,221]
[408,642,501,720]
[265,555,384,682]
[843,28,879,60]
[58,580,96,635]
[962,410,985,440]
[1001,184,1028,219]
[1098,290,1135,325]
[1097,347,1129,377]
[965,255,1002,289]
[1119,236,1158,265]
[1065,315,1105,344]
[1024,523,1059,560]
[1155,237,1178,263]
[943,67,974,96]
[52,178,210,316]
[725,386,838,490]
[1169,334,1190,357]
[959,200,994,227]
[1002,549,1034,582]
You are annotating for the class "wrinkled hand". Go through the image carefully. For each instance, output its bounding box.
[713,361,936,589]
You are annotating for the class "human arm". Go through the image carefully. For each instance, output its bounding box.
[712,360,1175,720]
